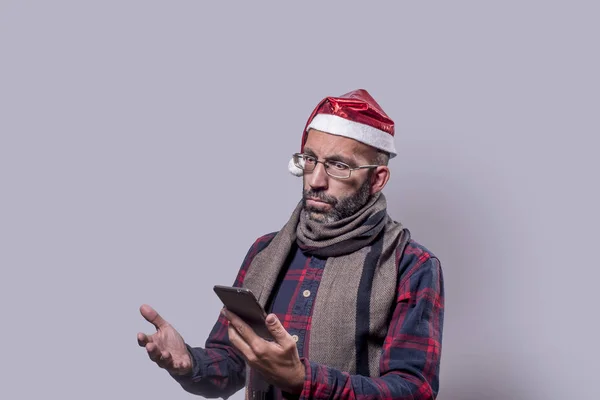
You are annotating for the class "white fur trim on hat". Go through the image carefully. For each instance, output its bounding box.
[306,114,397,157]
[288,158,303,177]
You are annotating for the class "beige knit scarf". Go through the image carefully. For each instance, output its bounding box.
[242,193,409,399]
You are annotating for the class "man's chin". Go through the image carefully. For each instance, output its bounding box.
[304,208,336,223]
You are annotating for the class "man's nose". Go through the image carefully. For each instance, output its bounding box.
[307,162,329,190]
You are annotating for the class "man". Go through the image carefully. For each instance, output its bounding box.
[138,89,445,399]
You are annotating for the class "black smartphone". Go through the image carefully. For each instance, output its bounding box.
[213,285,273,340]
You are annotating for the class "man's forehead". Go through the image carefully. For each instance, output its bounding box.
[304,129,373,159]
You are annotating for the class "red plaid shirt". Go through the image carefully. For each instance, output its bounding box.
[173,232,444,399]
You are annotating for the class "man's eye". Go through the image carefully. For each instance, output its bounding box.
[329,162,348,170]
[304,156,316,164]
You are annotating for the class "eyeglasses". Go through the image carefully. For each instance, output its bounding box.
[292,153,380,179]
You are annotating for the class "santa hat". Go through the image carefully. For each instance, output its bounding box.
[288,89,397,176]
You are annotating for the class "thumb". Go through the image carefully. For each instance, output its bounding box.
[265,314,287,342]
[140,304,169,330]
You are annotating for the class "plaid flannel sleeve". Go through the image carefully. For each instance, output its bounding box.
[299,245,445,400]
[171,233,278,399]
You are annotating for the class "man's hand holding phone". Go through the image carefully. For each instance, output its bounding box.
[221,308,306,394]
[213,285,305,393]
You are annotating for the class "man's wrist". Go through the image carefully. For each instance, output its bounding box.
[283,357,309,396]
[289,361,306,394]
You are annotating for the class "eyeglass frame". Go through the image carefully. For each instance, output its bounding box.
[292,153,381,179]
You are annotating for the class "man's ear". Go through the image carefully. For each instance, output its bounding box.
[370,166,390,195]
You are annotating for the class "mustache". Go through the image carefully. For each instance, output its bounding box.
[303,189,338,206]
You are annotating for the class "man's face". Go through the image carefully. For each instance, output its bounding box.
[301,129,378,223]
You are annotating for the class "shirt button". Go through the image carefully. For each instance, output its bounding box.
[291,334,299,342]
[303,290,311,298]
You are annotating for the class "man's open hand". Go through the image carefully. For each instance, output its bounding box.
[137,304,192,376]
[223,309,305,394]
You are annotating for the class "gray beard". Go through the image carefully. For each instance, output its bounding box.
[302,178,372,223]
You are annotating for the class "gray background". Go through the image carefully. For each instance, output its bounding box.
[1,1,598,399]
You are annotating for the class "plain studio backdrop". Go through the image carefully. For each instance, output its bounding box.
[1,1,598,399]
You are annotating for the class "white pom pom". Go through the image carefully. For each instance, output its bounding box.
[288,158,303,177]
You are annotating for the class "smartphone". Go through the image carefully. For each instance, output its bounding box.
[213,285,273,340]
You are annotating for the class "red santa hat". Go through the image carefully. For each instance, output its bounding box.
[288,89,397,176]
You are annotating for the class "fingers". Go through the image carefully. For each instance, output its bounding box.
[222,309,257,344]
[221,309,264,346]
[265,314,290,345]
[137,332,151,347]
[145,342,161,362]
[139,304,169,330]
[145,343,175,369]
[170,352,193,375]
[160,350,173,366]
[223,309,265,359]
[145,346,192,375]
[227,322,254,359]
